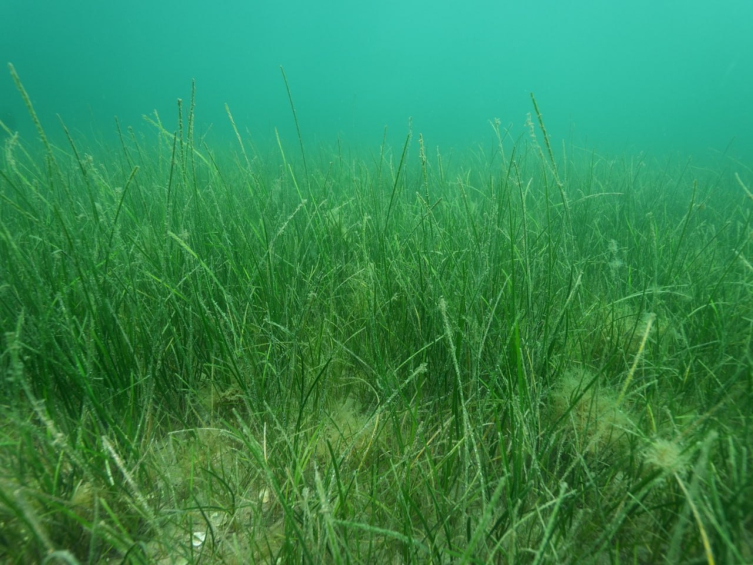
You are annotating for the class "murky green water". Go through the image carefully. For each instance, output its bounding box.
[1,0,751,158]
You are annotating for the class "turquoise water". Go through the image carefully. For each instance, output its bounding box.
[1,0,751,158]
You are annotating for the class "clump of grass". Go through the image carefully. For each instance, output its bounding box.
[644,437,688,475]
[549,368,634,456]
[312,395,378,462]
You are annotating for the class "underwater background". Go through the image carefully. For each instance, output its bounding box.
[1,0,752,159]
[2,2,753,562]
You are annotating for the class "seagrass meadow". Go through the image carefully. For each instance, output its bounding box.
[1,67,752,564]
